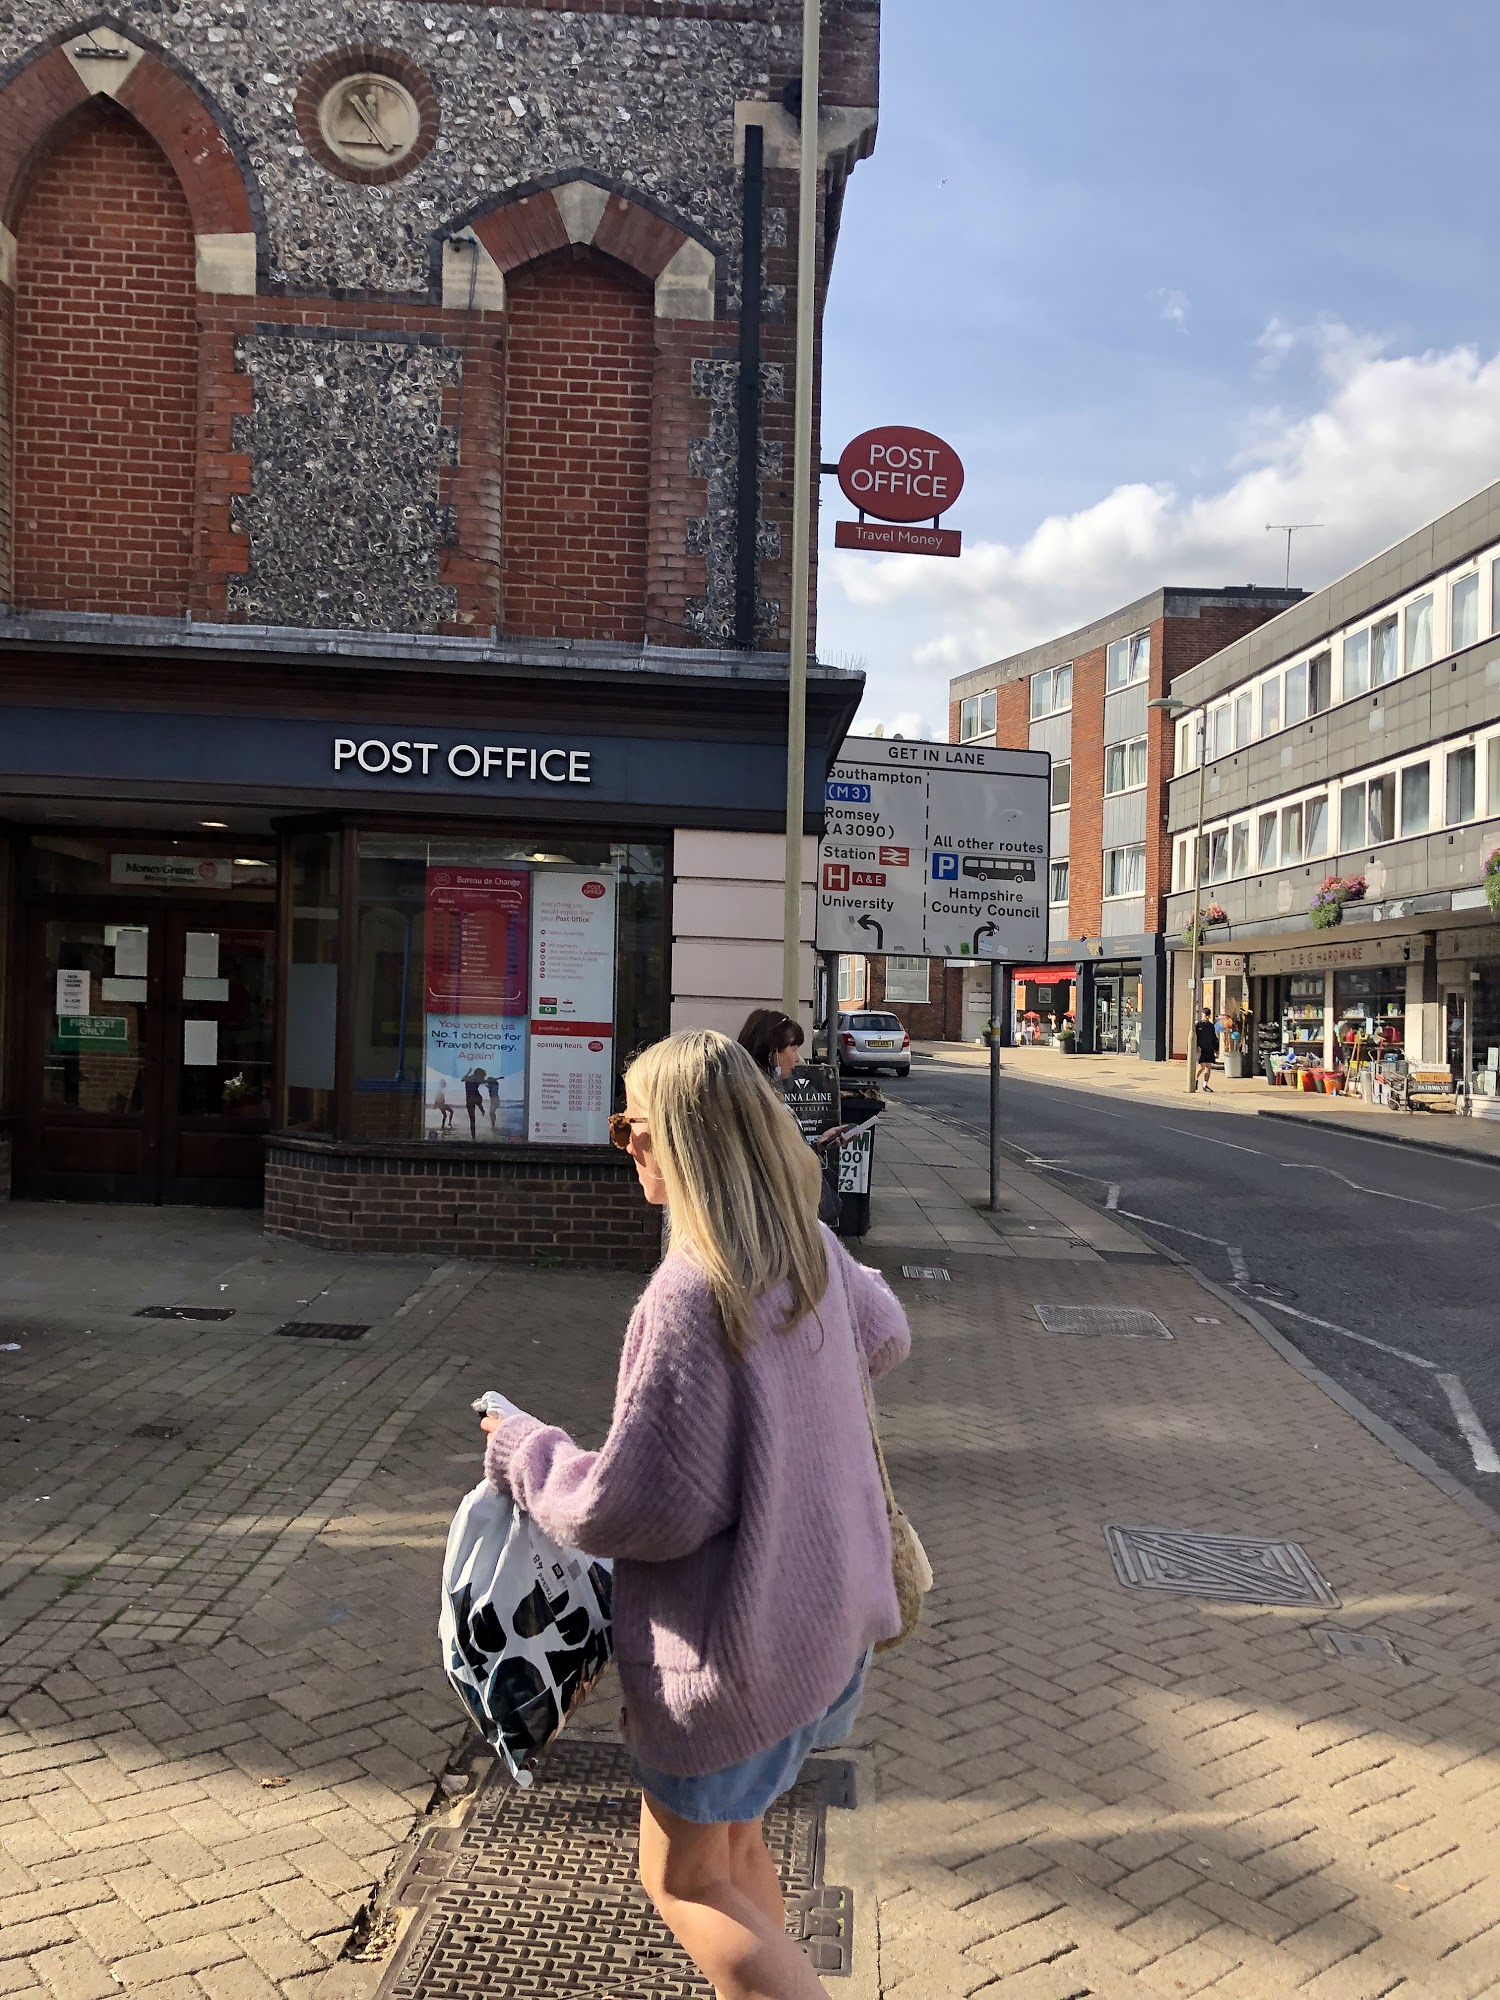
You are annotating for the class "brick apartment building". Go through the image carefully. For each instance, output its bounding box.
[934,587,1303,1056]
[0,1,879,1260]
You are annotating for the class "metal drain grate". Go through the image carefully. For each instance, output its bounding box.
[1318,1627,1403,1665]
[1034,1304,1172,1340]
[377,1739,853,1996]
[900,1265,950,1282]
[1106,1526,1340,1607]
[274,1322,370,1342]
[134,1305,236,1322]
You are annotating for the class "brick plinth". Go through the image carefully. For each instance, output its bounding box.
[264,1139,661,1269]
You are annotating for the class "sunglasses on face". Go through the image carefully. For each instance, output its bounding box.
[608,1112,650,1151]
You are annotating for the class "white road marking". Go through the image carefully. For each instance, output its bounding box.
[1116,1208,1250,1284]
[1247,1295,1438,1372]
[1164,1126,1266,1156]
[1228,1247,1250,1283]
[1278,1162,1449,1211]
[1437,1374,1500,1474]
[1106,1184,1120,1210]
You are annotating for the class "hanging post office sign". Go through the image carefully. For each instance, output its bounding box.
[817,737,1051,962]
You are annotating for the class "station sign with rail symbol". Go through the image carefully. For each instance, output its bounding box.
[816,737,1051,962]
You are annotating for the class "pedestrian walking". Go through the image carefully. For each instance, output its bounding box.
[480,1029,911,2000]
[1194,1007,1220,1091]
[738,1007,852,1226]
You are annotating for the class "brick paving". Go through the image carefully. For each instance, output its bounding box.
[5,1133,1500,1998]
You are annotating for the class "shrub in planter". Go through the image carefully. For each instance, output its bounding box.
[1310,874,1366,929]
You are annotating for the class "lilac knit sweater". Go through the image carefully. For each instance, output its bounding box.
[484,1226,911,1778]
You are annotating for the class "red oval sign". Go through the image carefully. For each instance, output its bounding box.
[582,881,606,899]
[837,426,965,525]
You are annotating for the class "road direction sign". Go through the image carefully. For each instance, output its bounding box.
[816,737,1050,961]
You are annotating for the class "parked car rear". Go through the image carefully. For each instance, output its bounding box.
[838,1010,911,1077]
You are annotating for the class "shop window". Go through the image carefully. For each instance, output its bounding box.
[284,831,341,1132]
[960,690,997,741]
[1104,736,1147,794]
[1103,844,1146,898]
[1446,745,1477,826]
[1306,795,1328,857]
[1049,859,1070,904]
[1453,572,1479,652]
[1284,660,1309,726]
[1342,629,1370,698]
[1233,692,1253,748]
[1308,652,1332,715]
[1283,974,1326,1064]
[1339,782,1366,853]
[349,835,666,1146]
[1368,772,1396,844]
[1335,966,1405,1064]
[1231,821,1250,875]
[1260,676,1282,735]
[1030,664,1072,718]
[1372,616,1399,686]
[1281,803,1304,865]
[1257,811,1278,868]
[1207,828,1229,881]
[1404,594,1434,672]
[1400,761,1430,835]
[1050,760,1072,808]
[1106,629,1150,691]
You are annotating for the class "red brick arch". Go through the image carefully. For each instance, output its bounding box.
[460,176,718,313]
[0,33,254,240]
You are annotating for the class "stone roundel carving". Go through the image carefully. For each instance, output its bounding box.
[296,48,438,185]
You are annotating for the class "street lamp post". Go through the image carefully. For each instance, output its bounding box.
[1151,694,1208,1093]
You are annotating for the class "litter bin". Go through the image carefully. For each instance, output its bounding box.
[834,1083,884,1238]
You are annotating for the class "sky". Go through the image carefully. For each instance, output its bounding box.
[818,1,1500,738]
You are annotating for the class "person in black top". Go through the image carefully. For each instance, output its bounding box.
[1193,1009,1220,1092]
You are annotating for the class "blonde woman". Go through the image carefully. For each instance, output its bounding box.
[480,1030,911,2000]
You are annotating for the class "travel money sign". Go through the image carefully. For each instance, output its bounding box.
[834,425,965,559]
[816,737,1051,962]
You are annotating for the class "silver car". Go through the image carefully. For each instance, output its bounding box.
[837,1010,911,1078]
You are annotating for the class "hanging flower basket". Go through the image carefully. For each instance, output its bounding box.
[1181,904,1229,946]
[1309,874,1367,930]
[1485,847,1500,917]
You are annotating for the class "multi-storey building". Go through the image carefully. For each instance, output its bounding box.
[1164,480,1500,1089]
[945,586,1301,1055]
[0,1,879,1261]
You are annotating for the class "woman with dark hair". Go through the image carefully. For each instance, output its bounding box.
[737,1008,805,1084]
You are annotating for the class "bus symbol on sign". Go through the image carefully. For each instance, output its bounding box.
[931,852,959,881]
[879,846,910,868]
[851,871,887,888]
[823,862,851,892]
[827,782,871,804]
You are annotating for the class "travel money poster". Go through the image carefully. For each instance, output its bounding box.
[527,871,618,1145]
[423,866,530,1142]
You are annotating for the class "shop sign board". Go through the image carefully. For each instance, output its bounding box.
[835,522,961,559]
[111,854,235,890]
[817,737,1050,962]
[1210,953,1246,976]
[1251,939,1404,975]
[837,428,965,523]
[527,871,618,1146]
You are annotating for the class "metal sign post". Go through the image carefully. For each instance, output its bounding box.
[989,957,1004,1211]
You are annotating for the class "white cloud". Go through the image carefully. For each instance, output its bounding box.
[1154,287,1191,331]
[830,321,1500,737]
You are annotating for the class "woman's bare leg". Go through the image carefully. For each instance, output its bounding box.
[638,1795,825,2000]
[726,1819,787,1935]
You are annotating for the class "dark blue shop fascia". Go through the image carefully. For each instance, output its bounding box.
[0,704,830,823]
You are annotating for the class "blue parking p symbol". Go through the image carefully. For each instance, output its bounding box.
[931,851,959,881]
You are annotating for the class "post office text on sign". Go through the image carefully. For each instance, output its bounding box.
[332,739,592,784]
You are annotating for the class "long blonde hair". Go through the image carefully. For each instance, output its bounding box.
[625,1030,829,1360]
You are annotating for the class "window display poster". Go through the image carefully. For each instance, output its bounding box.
[424,867,530,1016]
[528,872,618,1143]
[425,1014,527,1141]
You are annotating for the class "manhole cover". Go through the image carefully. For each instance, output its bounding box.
[900,1266,950,1282]
[274,1322,370,1342]
[1317,1627,1403,1665]
[131,1423,181,1441]
[378,1740,852,1996]
[1106,1526,1340,1607]
[1034,1305,1172,1340]
[134,1305,236,1322]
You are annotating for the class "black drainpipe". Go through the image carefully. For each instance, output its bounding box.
[733,121,765,649]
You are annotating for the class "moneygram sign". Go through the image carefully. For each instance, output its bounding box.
[817,737,1051,962]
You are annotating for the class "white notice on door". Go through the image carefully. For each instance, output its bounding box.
[112,928,149,978]
[55,968,90,1016]
[184,932,220,980]
[183,1019,218,1067]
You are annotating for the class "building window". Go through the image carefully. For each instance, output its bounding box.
[1281,802,1304,865]
[1105,629,1150,691]
[1104,736,1148,794]
[1030,664,1072,718]
[1049,859,1069,904]
[1400,761,1430,835]
[1453,572,1479,652]
[1207,704,1232,760]
[1050,760,1072,807]
[1490,737,1500,816]
[1231,820,1249,875]
[1176,715,1200,771]
[1405,594,1434,673]
[883,955,930,1005]
[1447,745,1477,825]
[1260,677,1281,735]
[1233,692,1253,747]
[1306,795,1328,856]
[1372,615,1399,686]
[1284,660,1309,726]
[1492,558,1500,636]
[1103,844,1146,898]
[1342,629,1369,698]
[1257,811,1278,868]
[1207,828,1229,881]
[1368,772,1396,844]
[959,690,996,741]
[1309,651,1332,715]
[1340,782,1366,853]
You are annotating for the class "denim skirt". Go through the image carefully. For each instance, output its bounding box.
[633,1653,870,1826]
